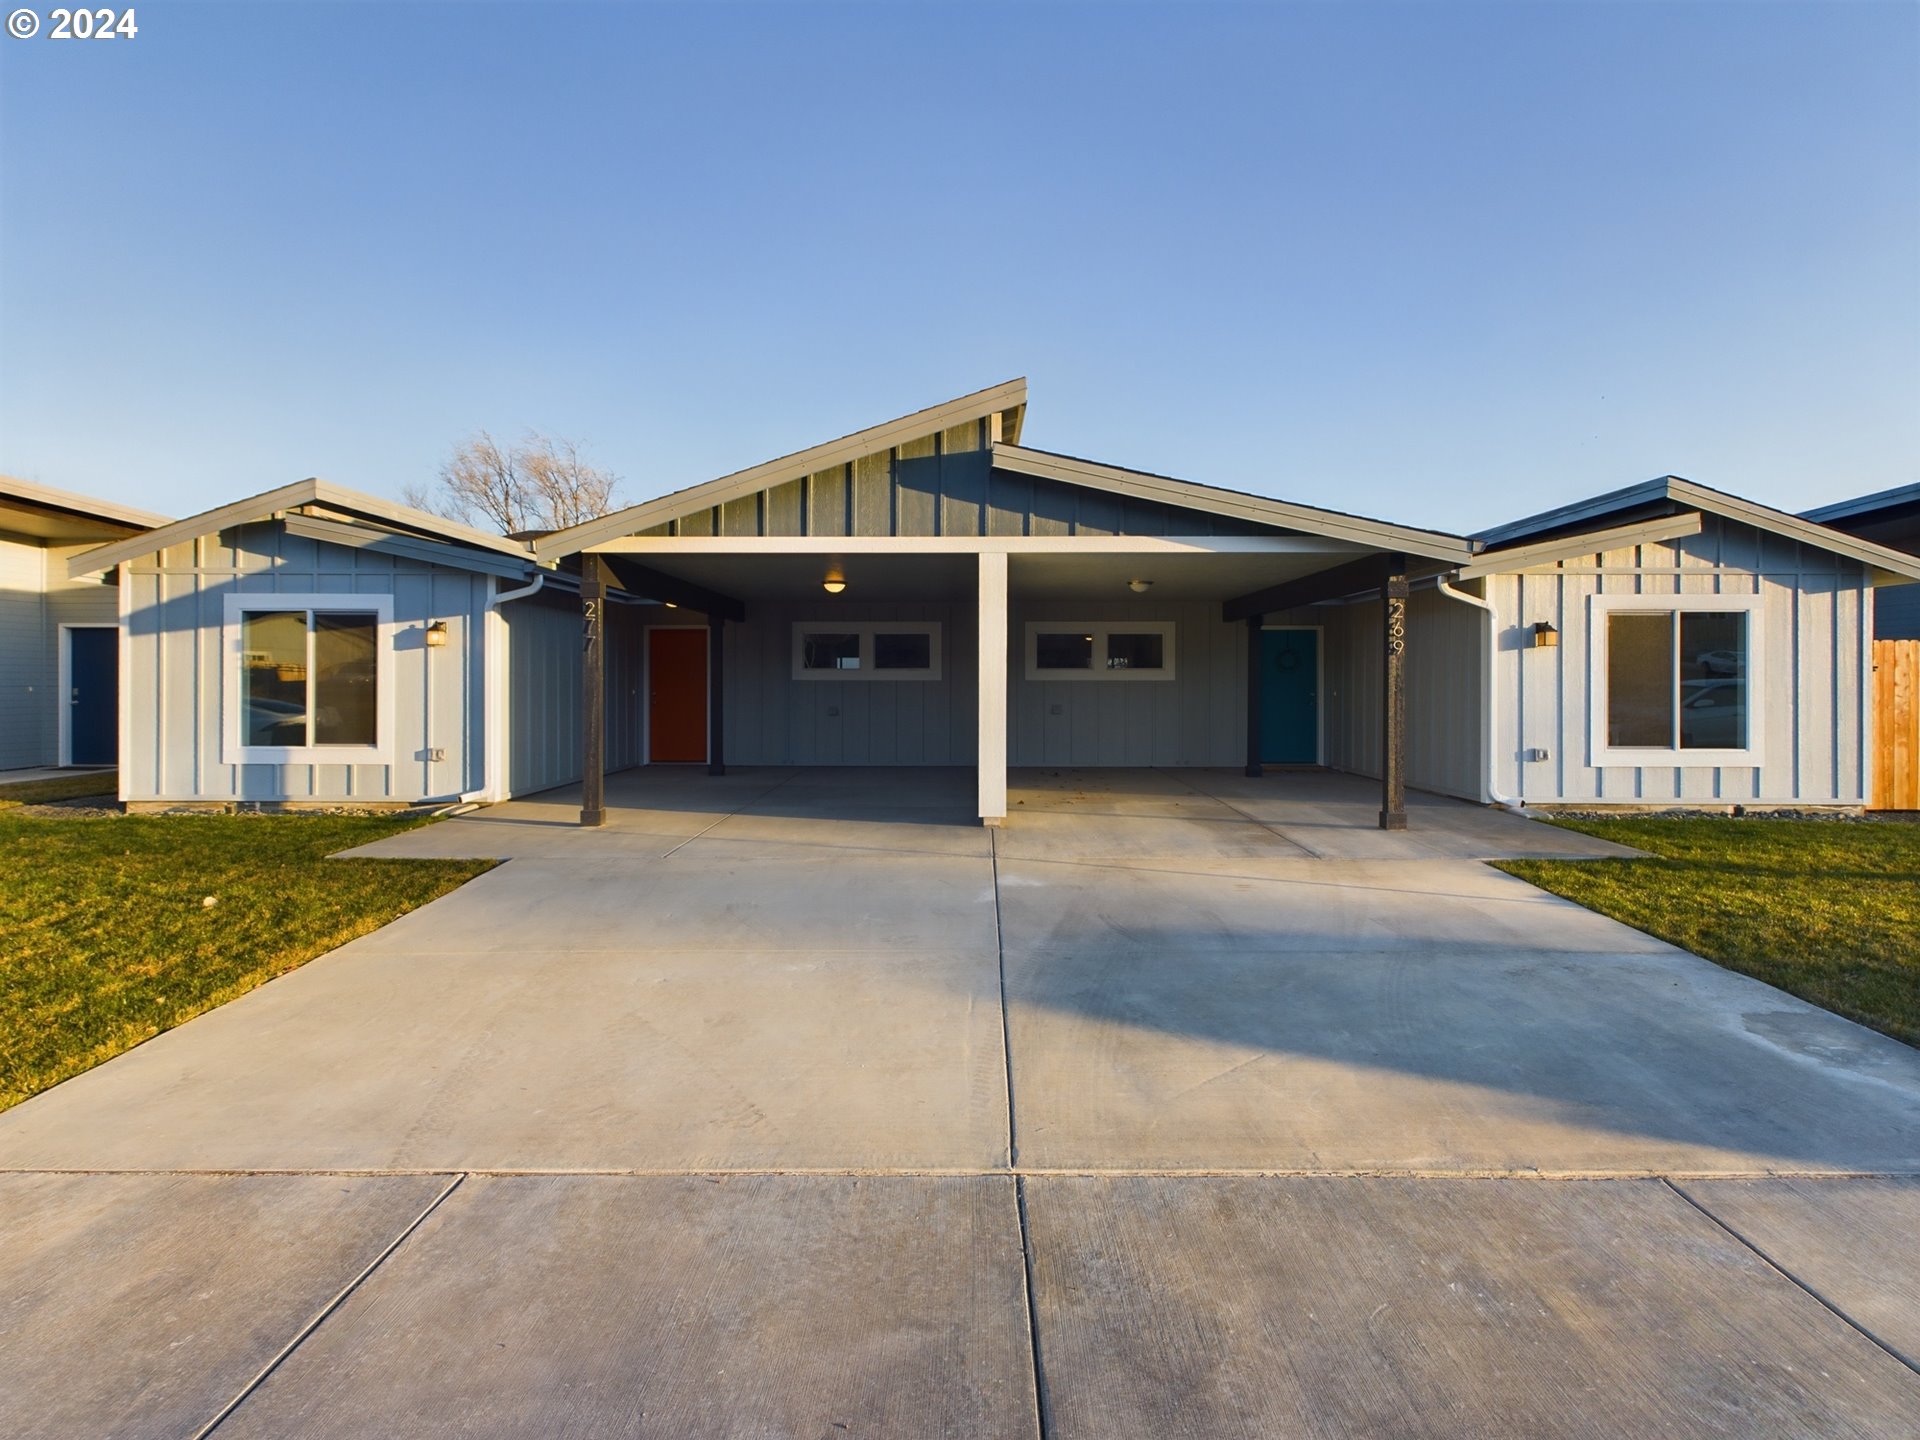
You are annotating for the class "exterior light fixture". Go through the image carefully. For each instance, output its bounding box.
[663,601,678,609]
[1531,621,1559,649]
[823,569,847,595]
[425,620,449,648]
[1128,579,1153,594]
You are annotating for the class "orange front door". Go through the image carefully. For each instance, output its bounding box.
[648,627,708,763]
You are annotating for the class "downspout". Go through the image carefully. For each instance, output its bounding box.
[458,570,545,804]
[1434,575,1522,810]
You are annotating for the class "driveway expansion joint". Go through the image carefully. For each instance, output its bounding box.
[187,1173,468,1440]
[1661,1176,1920,1380]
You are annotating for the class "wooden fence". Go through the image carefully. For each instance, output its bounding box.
[1873,639,1918,811]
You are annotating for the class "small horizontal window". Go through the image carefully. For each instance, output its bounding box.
[874,632,932,671]
[803,633,862,671]
[1035,632,1094,670]
[1106,632,1164,671]
[1024,621,1176,681]
[792,622,942,681]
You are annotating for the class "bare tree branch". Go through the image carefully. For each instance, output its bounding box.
[518,432,620,530]
[408,431,620,535]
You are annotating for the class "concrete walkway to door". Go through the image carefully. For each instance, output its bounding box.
[2,767,1917,1438]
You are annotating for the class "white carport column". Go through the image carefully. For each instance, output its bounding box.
[976,551,1009,826]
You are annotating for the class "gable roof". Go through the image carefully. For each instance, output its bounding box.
[1476,475,1920,582]
[989,445,1476,563]
[68,477,535,579]
[533,379,1029,560]
[1,476,169,543]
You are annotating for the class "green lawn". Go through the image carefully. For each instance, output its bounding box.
[0,812,491,1111]
[1499,818,1920,1047]
[0,772,119,807]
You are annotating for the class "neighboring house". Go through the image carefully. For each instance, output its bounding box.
[66,381,1920,820]
[1803,484,1920,640]
[1,478,167,771]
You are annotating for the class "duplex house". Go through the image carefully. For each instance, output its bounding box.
[64,381,1920,822]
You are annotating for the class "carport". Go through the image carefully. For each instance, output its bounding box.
[570,531,1470,832]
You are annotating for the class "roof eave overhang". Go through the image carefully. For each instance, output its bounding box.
[1476,476,1920,583]
[990,445,1477,565]
[67,478,535,579]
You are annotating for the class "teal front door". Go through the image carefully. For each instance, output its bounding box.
[1260,628,1319,764]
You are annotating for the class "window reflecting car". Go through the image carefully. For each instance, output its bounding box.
[1695,649,1746,677]
[1680,679,1746,749]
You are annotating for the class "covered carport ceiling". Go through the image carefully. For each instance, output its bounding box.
[584,541,1397,605]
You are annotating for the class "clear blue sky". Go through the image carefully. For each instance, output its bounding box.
[2,1,1914,534]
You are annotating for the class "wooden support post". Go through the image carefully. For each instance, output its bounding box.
[707,615,727,776]
[977,551,1009,825]
[1245,614,1264,778]
[580,564,607,828]
[1380,561,1409,831]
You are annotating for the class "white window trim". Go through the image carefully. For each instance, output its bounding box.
[1024,620,1177,682]
[1588,592,1764,768]
[791,621,943,681]
[222,593,397,765]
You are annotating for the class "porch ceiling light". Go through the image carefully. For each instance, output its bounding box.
[823,569,847,595]
[1128,579,1153,594]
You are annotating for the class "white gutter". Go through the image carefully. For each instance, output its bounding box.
[461,571,546,804]
[1434,576,1522,810]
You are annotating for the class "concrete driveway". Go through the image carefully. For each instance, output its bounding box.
[3,768,1918,1437]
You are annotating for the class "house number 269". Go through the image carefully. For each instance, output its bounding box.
[1386,597,1406,656]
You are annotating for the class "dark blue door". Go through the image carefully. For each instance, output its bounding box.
[1259,628,1319,764]
[68,628,118,766]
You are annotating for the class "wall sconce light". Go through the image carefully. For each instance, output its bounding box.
[1128,579,1153,594]
[823,569,847,595]
[1531,621,1559,649]
[425,620,449,648]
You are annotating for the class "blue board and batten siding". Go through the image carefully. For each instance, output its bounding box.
[503,591,642,795]
[1486,515,1872,806]
[122,523,490,803]
[636,428,1279,541]
[711,597,1414,774]
[0,536,121,770]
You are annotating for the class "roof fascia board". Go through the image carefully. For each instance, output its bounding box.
[583,535,1376,557]
[535,378,1029,560]
[70,479,325,578]
[992,445,1476,563]
[1666,479,1920,582]
[0,475,170,531]
[303,482,533,558]
[1455,514,1704,578]
[70,478,533,579]
[283,514,535,580]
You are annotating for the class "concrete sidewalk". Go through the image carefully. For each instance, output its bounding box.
[2,768,1916,1436]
